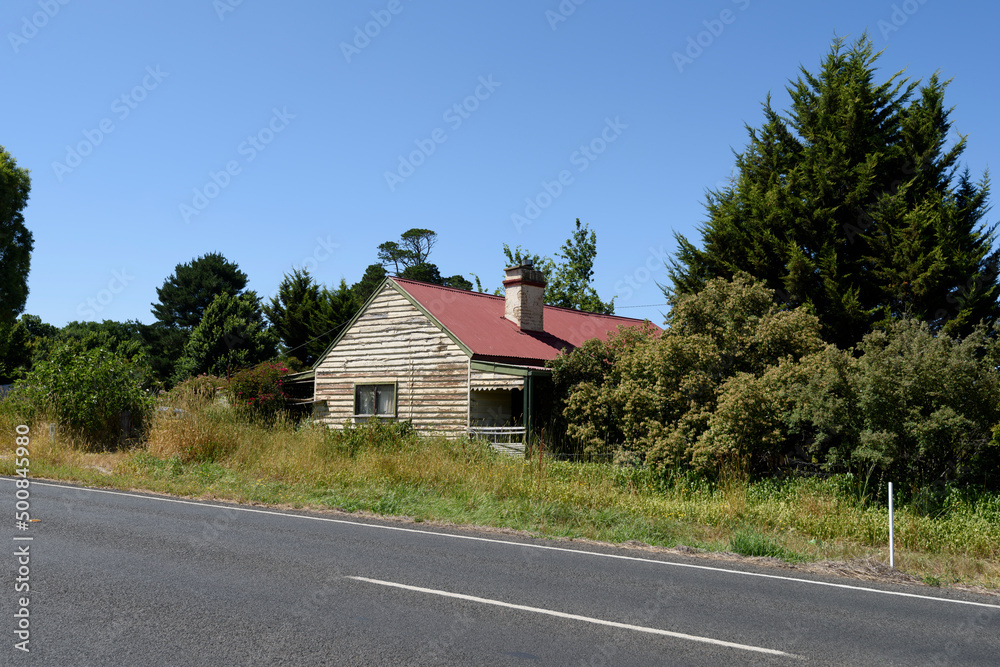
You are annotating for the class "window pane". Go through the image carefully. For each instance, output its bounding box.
[376,384,395,415]
[355,385,375,415]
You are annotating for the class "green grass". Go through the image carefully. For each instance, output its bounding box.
[730,527,806,562]
[2,397,998,591]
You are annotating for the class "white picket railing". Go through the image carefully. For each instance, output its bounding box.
[467,426,526,457]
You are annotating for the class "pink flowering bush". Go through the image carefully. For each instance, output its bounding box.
[227,362,290,420]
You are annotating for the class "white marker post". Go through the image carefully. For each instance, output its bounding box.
[888,482,895,569]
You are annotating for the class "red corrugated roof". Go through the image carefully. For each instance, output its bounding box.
[392,277,660,365]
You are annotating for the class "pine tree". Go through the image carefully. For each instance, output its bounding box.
[668,36,999,348]
[173,292,276,382]
[149,252,249,383]
[264,270,359,367]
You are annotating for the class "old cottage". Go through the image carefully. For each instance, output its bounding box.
[311,263,655,448]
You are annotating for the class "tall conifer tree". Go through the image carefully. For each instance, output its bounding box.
[669,36,999,348]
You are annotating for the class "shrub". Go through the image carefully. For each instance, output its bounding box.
[227,362,289,420]
[555,274,825,472]
[13,341,155,449]
[848,320,1000,492]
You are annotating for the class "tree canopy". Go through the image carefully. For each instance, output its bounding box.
[264,269,358,367]
[149,252,249,383]
[503,219,614,314]
[668,35,999,348]
[173,291,276,382]
[152,252,249,330]
[372,228,471,292]
[0,146,33,324]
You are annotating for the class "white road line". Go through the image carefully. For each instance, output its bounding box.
[14,479,1000,610]
[348,575,802,658]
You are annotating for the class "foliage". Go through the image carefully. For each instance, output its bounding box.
[351,263,387,304]
[152,252,249,330]
[377,228,437,273]
[57,319,148,360]
[556,274,1000,490]
[0,318,30,383]
[12,340,154,448]
[173,291,277,383]
[264,270,359,367]
[149,252,249,383]
[847,320,1000,490]
[228,362,290,420]
[373,229,472,291]
[0,146,33,324]
[503,219,614,314]
[668,35,999,349]
[555,274,825,471]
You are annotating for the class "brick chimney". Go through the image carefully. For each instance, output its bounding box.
[503,261,546,332]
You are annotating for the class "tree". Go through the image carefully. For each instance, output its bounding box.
[547,219,614,314]
[668,35,999,348]
[152,252,248,330]
[352,263,387,304]
[372,228,471,292]
[0,319,29,384]
[312,279,360,355]
[399,228,436,265]
[264,268,323,366]
[149,252,248,383]
[173,291,277,383]
[15,314,58,371]
[502,219,614,314]
[264,270,359,367]
[58,319,148,361]
[0,146,33,323]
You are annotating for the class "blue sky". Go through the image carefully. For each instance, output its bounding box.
[3,0,997,327]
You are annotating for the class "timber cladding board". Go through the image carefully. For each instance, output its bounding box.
[314,286,470,433]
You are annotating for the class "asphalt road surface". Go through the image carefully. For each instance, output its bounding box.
[2,478,999,665]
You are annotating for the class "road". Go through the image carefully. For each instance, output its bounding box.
[2,479,999,665]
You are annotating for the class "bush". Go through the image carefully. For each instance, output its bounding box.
[227,362,289,420]
[13,341,154,449]
[555,274,825,472]
[848,320,1000,492]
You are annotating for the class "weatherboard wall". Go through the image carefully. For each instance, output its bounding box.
[313,283,470,434]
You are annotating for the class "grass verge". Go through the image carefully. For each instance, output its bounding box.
[1,400,998,592]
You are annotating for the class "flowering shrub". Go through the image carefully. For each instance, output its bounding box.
[227,362,289,420]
